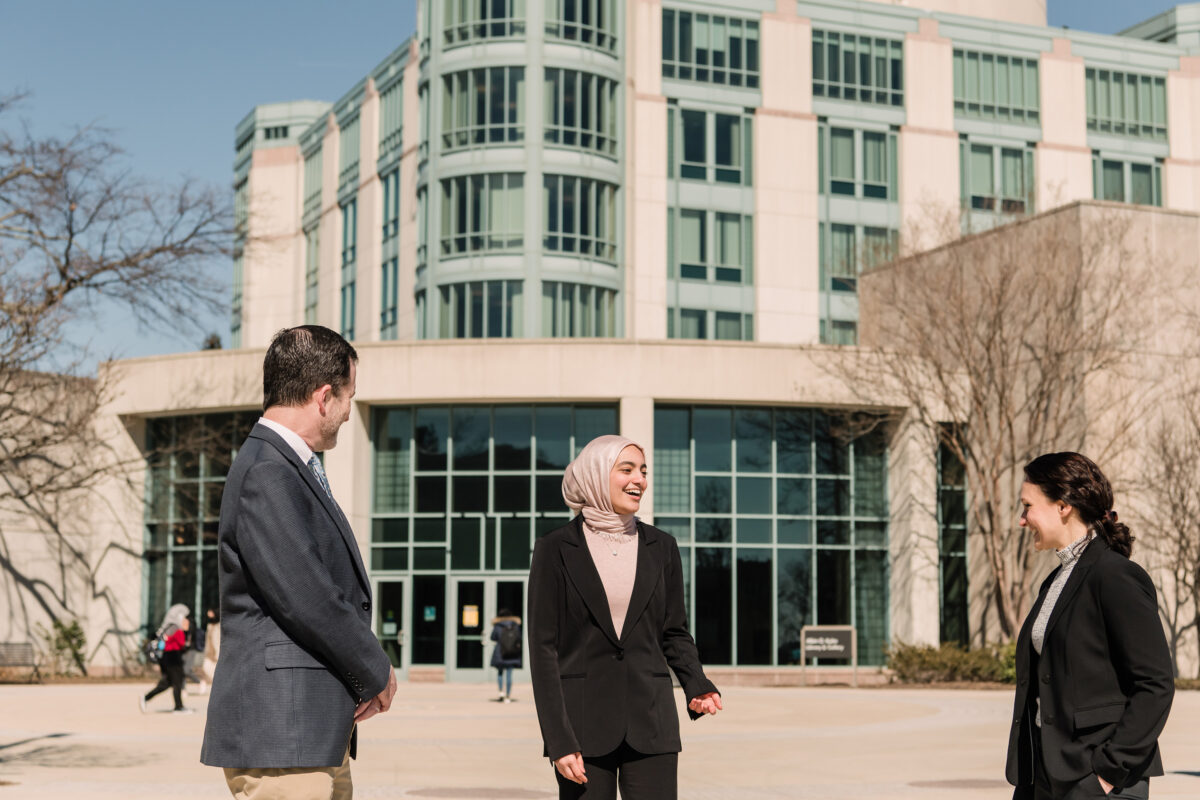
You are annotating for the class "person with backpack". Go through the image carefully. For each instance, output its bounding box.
[141,603,193,714]
[490,609,522,702]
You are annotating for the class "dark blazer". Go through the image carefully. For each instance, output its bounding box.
[200,423,392,769]
[1006,538,1174,799]
[528,516,719,761]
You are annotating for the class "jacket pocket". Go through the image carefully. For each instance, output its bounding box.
[1073,701,1125,731]
[264,641,327,670]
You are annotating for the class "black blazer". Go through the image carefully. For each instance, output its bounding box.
[1006,538,1174,799]
[528,517,719,760]
[201,424,392,768]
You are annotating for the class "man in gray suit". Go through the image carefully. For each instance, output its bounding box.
[201,325,397,800]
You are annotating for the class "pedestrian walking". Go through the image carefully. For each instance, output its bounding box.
[490,609,522,702]
[141,603,192,714]
[1006,452,1174,799]
[529,435,722,800]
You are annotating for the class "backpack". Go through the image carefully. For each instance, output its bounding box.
[143,622,178,665]
[498,624,522,660]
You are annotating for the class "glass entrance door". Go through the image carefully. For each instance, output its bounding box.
[374,579,408,678]
[447,577,527,682]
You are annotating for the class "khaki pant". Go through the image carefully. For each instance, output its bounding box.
[224,748,351,800]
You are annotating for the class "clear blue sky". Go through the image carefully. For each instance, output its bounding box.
[0,0,1182,366]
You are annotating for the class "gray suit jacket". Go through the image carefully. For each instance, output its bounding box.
[200,423,391,768]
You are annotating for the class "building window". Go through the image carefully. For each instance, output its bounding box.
[1092,153,1163,206]
[231,252,243,349]
[415,288,427,340]
[443,0,524,46]
[953,49,1039,124]
[438,280,524,338]
[304,226,320,324]
[419,84,430,163]
[1085,68,1167,141]
[263,125,290,140]
[820,222,896,293]
[379,80,404,156]
[653,407,890,666]
[543,175,618,262]
[959,140,1034,214]
[938,439,968,646]
[417,186,428,267]
[812,30,903,108]
[338,115,361,194]
[667,308,753,341]
[340,200,357,341]
[821,319,857,346]
[234,179,249,238]
[382,169,400,242]
[817,123,897,200]
[381,257,399,340]
[668,106,752,185]
[440,173,524,256]
[143,414,258,636]
[441,67,525,151]
[545,0,617,52]
[303,148,323,221]
[540,281,618,337]
[671,208,752,284]
[369,403,619,663]
[544,68,618,158]
[662,9,760,88]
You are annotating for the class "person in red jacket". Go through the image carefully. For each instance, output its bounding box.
[141,604,193,714]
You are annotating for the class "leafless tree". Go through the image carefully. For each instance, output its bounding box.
[1138,391,1200,677]
[0,93,231,672]
[830,203,1155,641]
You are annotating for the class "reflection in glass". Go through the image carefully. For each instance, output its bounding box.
[695,547,731,664]
[415,476,447,513]
[776,409,812,473]
[776,477,810,516]
[695,476,731,513]
[695,517,732,543]
[452,476,488,512]
[693,408,732,471]
[415,408,449,470]
[817,549,850,626]
[535,406,571,468]
[737,549,772,664]
[776,549,811,664]
[452,407,490,470]
[735,408,771,471]
[494,406,532,469]
[493,475,530,512]
[855,549,888,665]
[736,477,771,513]
[737,518,771,543]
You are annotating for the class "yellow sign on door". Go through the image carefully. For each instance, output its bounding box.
[462,604,479,628]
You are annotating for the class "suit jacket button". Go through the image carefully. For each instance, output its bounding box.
[615,652,624,661]
[362,601,371,611]
[1014,716,1021,723]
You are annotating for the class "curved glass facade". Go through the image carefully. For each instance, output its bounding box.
[416,0,624,339]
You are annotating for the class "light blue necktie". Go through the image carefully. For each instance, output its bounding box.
[307,454,333,501]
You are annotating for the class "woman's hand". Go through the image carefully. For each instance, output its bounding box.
[554,752,587,784]
[1098,776,1113,795]
[688,692,723,715]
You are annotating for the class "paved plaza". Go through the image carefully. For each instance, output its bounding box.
[0,682,1197,799]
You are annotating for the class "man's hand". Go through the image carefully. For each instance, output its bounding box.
[554,752,587,784]
[1098,776,1113,795]
[354,667,397,723]
[688,691,723,715]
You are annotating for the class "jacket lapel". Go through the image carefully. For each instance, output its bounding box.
[250,424,372,596]
[620,522,662,644]
[559,516,622,648]
[1042,536,1106,641]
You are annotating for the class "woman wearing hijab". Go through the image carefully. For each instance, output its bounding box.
[1006,452,1173,799]
[529,435,721,800]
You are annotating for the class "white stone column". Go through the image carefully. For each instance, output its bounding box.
[887,410,941,647]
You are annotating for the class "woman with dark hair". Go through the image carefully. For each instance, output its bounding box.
[490,607,522,703]
[529,435,721,800]
[1006,452,1174,799]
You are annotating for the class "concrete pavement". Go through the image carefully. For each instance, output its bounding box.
[0,682,1197,799]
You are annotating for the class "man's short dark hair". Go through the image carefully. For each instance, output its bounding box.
[263,326,358,411]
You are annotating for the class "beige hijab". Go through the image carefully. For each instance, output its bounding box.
[561,434,644,537]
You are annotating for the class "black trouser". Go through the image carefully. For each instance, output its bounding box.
[1032,726,1149,799]
[145,650,185,710]
[555,742,678,800]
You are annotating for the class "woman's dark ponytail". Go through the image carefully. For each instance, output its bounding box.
[1094,511,1133,558]
[1023,452,1133,558]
